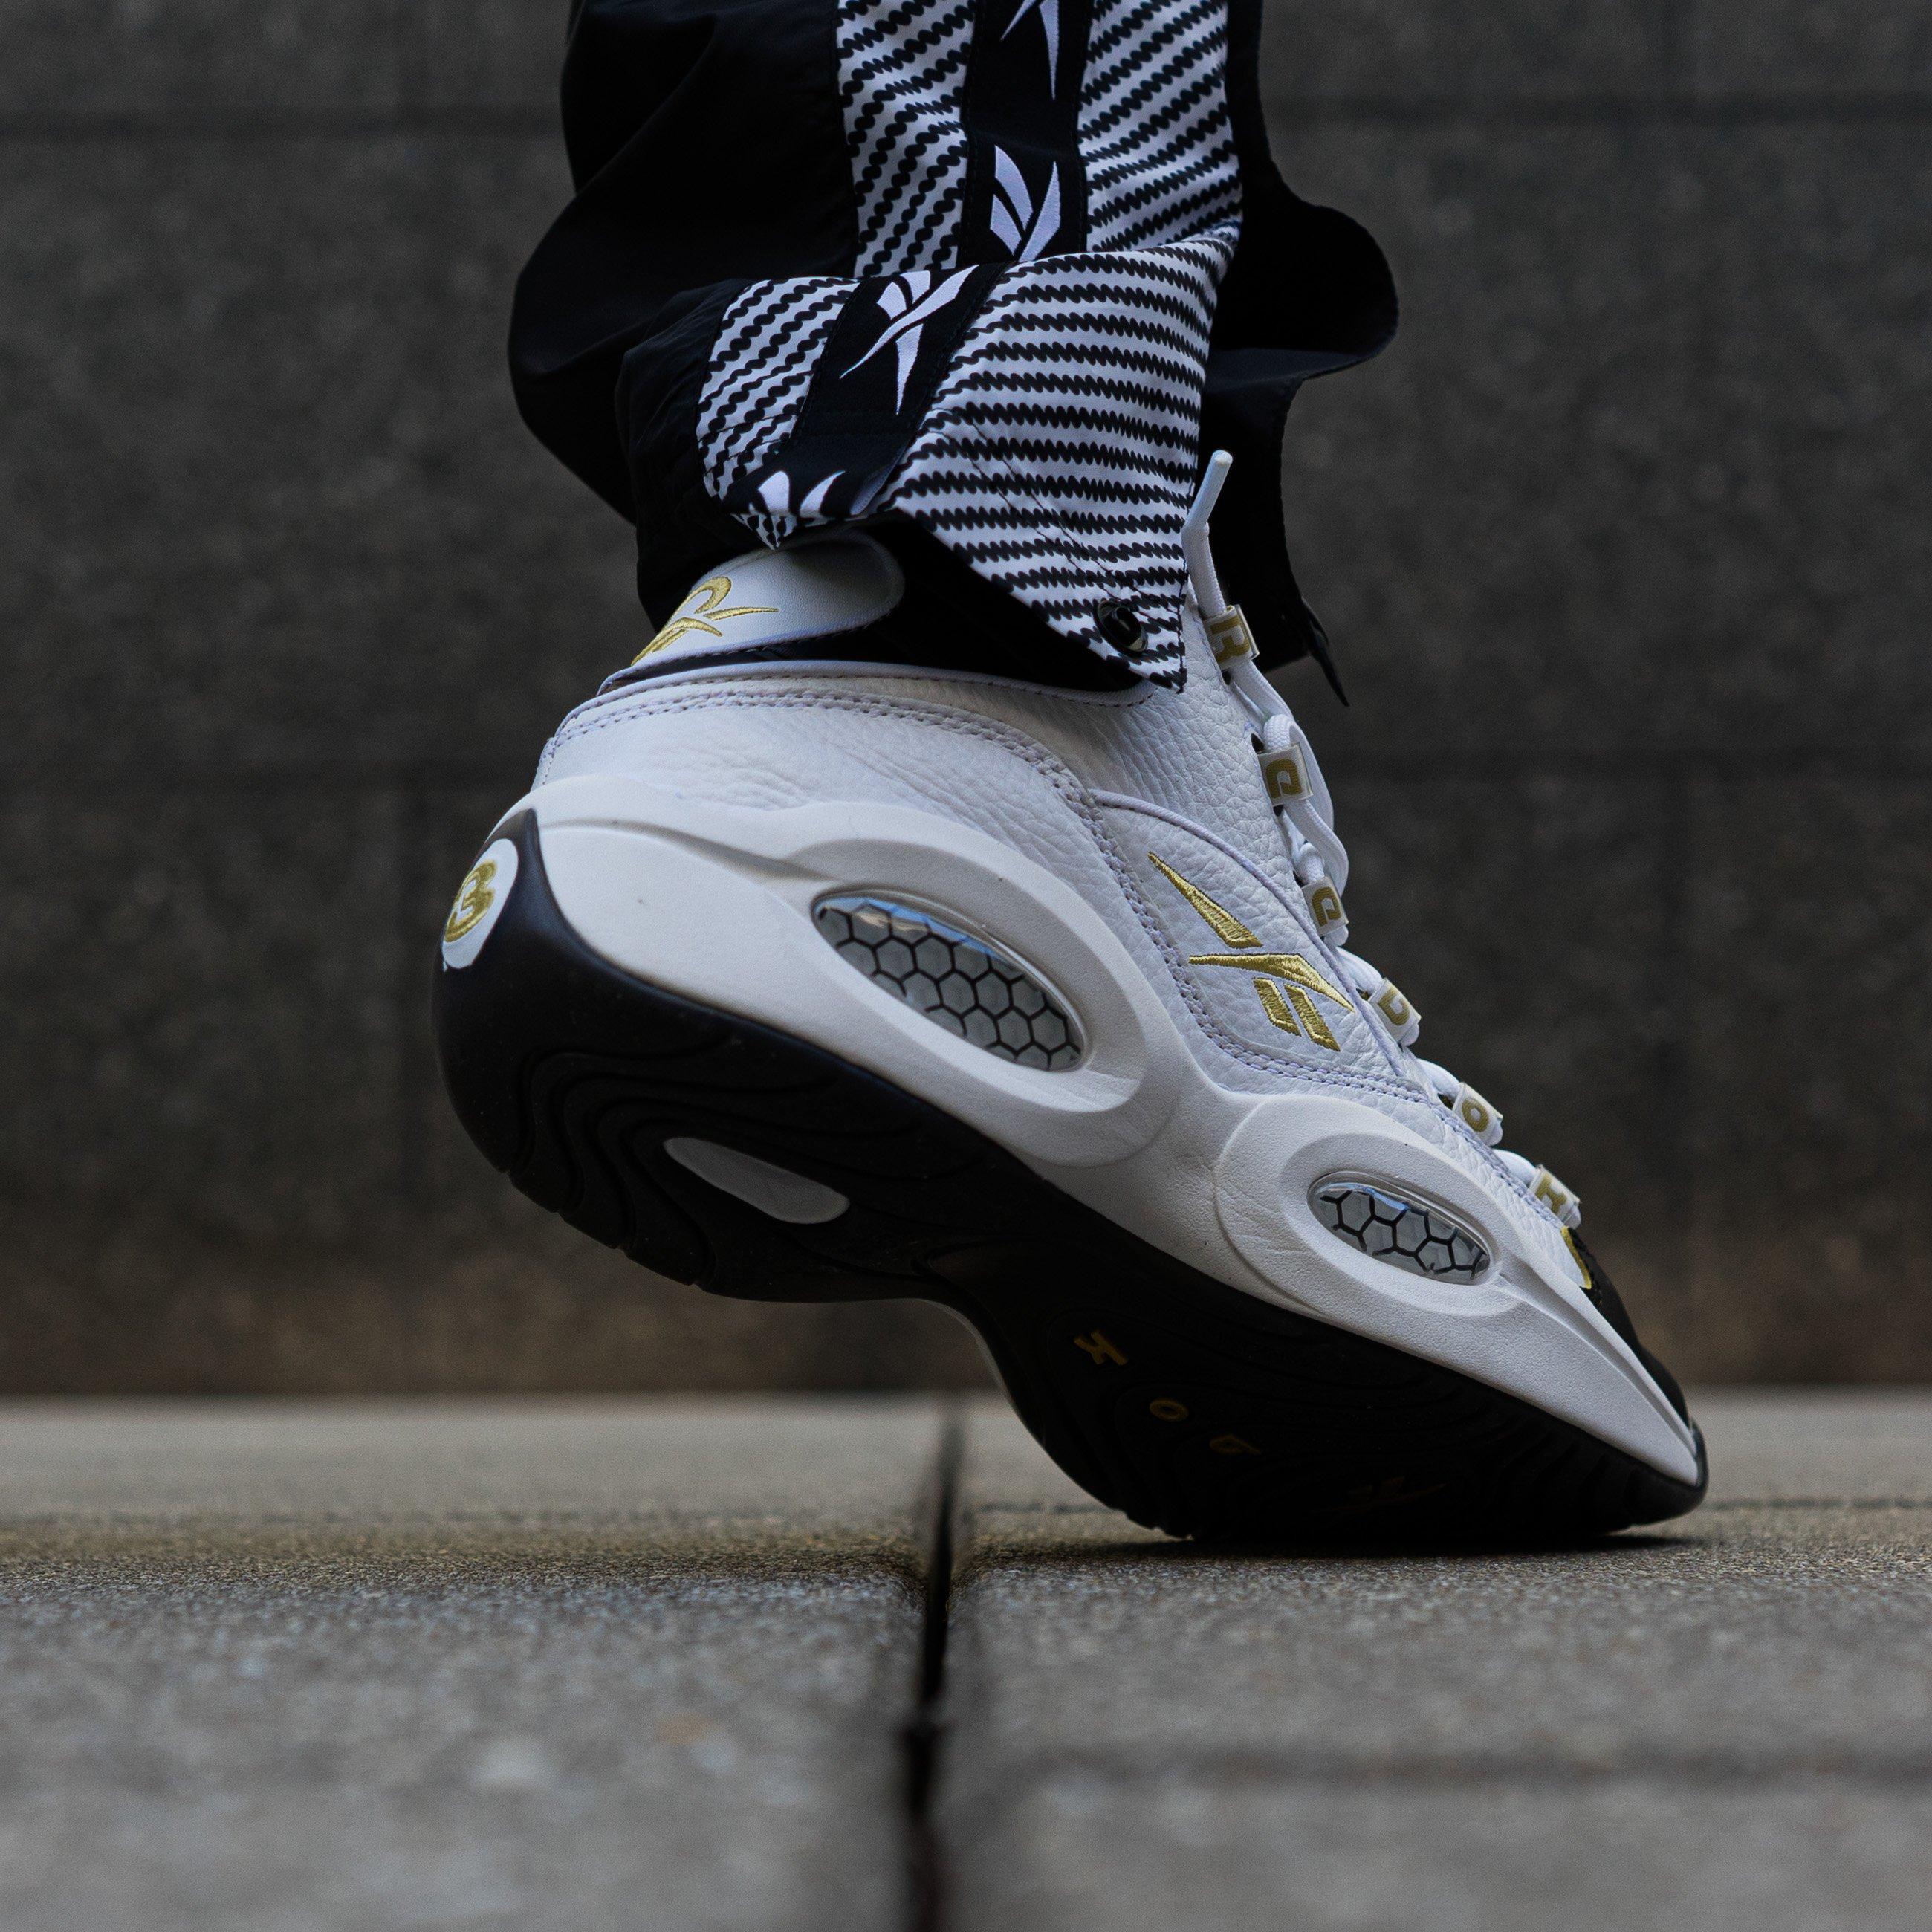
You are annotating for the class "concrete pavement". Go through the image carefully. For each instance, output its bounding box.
[0,1393,1927,1929]
[943,1392,1932,1931]
[0,1399,943,1932]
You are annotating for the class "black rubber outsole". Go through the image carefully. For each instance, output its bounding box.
[433,813,1707,1545]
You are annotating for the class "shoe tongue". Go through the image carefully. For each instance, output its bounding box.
[630,534,904,672]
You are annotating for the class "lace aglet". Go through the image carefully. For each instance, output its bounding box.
[1182,450,1236,618]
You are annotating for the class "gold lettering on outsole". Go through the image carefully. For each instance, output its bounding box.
[1073,1330,1127,1367]
[1208,1433,1262,1457]
[1148,1399,1189,1422]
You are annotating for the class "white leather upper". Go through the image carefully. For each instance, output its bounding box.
[537,600,1560,1255]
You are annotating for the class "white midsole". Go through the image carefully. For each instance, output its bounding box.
[507,773,1699,1486]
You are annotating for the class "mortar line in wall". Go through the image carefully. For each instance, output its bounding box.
[6,751,1930,797]
[0,111,557,142]
[0,765,540,798]
[5,96,1932,144]
[1262,94,1932,127]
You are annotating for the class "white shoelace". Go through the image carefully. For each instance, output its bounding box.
[1182,451,1583,1231]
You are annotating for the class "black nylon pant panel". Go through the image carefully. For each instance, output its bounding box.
[511,0,859,521]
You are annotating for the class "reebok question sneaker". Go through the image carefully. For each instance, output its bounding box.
[434,457,1705,1542]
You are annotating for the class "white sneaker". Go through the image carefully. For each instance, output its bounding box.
[435,461,1704,1541]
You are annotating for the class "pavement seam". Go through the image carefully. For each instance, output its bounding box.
[1700,1498,1932,1511]
[903,1410,964,1932]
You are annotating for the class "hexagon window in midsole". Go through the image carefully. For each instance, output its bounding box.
[1312,1181,1490,1283]
[811,895,1083,1071]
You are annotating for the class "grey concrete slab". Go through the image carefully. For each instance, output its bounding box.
[417,0,571,115]
[948,1497,1932,1772]
[953,1778,1932,1932]
[1694,127,1932,759]
[0,1398,943,1932]
[1260,0,1669,103]
[943,1395,1932,1931]
[0,137,636,785]
[1329,774,1687,1351]
[1,1,401,120]
[1687,778,1932,1381]
[0,1209,990,1396]
[1698,1390,1932,1505]
[0,785,408,1240]
[409,140,650,766]
[1692,0,1932,97]
[1263,123,1699,768]
[0,1395,941,1519]
[0,137,439,775]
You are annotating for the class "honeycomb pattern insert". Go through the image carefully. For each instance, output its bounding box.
[1313,1183,1489,1283]
[813,896,1082,1070]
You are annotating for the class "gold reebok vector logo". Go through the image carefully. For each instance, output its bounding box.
[633,576,779,662]
[1150,852,1350,1050]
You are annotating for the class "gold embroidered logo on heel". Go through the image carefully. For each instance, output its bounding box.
[444,861,497,944]
[634,576,779,662]
[441,837,521,970]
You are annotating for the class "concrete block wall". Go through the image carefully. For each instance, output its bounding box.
[1,2,1926,1389]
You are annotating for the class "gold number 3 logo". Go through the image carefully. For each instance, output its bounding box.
[444,860,498,944]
